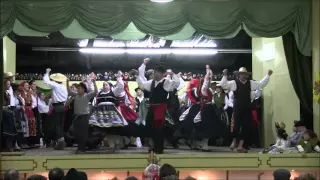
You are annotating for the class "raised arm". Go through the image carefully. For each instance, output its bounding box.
[163,72,180,92]
[113,73,125,97]
[87,79,98,99]
[250,70,273,91]
[136,60,152,92]
[201,65,212,96]
[219,69,237,91]
[176,73,185,91]
[43,68,58,89]
[66,79,77,97]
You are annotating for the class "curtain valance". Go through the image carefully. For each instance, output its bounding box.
[0,0,311,56]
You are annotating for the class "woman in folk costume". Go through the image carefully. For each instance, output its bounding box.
[192,65,227,151]
[20,81,38,148]
[28,80,41,146]
[89,72,127,129]
[11,83,29,149]
[1,79,17,152]
[174,66,218,151]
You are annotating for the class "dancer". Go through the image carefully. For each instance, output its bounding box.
[137,58,180,154]
[219,67,272,152]
[43,68,68,150]
[90,73,128,149]
[66,79,98,153]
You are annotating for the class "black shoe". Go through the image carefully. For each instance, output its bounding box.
[54,141,65,150]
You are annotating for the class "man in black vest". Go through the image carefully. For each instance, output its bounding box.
[137,59,180,154]
[219,67,273,152]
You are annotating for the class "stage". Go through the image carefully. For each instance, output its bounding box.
[1,145,319,173]
[16,146,262,156]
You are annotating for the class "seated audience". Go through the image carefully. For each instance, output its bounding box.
[63,168,87,180]
[125,176,139,180]
[4,168,20,180]
[273,169,291,180]
[296,130,319,153]
[48,168,64,180]
[160,164,177,180]
[27,175,47,180]
[298,173,316,180]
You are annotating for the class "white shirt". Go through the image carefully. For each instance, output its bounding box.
[136,96,144,103]
[226,91,234,108]
[219,75,270,92]
[251,89,262,101]
[31,94,37,108]
[7,86,15,107]
[137,63,180,92]
[43,72,68,103]
[92,79,124,106]
[38,98,51,113]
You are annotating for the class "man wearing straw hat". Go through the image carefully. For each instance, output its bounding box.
[43,68,68,150]
[219,67,273,153]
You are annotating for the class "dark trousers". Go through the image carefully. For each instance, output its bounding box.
[73,114,90,151]
[146,109,164,153]
[51,103,65,140]
[41,113,54,145]
[233,106,252,148]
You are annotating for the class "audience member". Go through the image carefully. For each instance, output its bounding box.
[273,169,291,180]
[298,173,316,180]
[48,168,64,180]
[160,164,177,179]
[162,175,180,180]
[125,176,139,180]
[63,168,87,180]
[4,168,20,180]
[27,175,47,180]
[183,176,196,180]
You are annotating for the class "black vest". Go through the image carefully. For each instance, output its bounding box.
[96,91,116,104]
[167,89,179,108]
[143,90,151,99]
[234,79,251,108]
[149,80,168,104]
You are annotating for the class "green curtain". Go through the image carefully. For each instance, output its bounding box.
[0,38,3,147]
[282,32,313,128]
[0,0,312,56]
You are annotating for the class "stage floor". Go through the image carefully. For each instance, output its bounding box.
[17,146,263,156]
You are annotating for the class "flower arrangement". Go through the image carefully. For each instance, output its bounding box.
[313,72,320,103]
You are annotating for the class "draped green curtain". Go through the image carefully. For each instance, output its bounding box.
[0,0,312,56]
[0,38,3,147]
[282,32,313,128]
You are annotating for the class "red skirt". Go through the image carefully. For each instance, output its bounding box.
[25,106,37,137]
[118,104,138,121]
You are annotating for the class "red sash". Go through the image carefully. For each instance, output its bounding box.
[149,103,167,128]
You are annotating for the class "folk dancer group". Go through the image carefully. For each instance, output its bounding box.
[2,58,273,154]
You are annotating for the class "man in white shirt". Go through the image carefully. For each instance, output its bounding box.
[43,68,68,150]
[137,58,180,154]
[219,67,272,152]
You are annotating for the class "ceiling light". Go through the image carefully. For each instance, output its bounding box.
[78,39,89,47]
[79,48,217,55]
[150,0,174,3]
